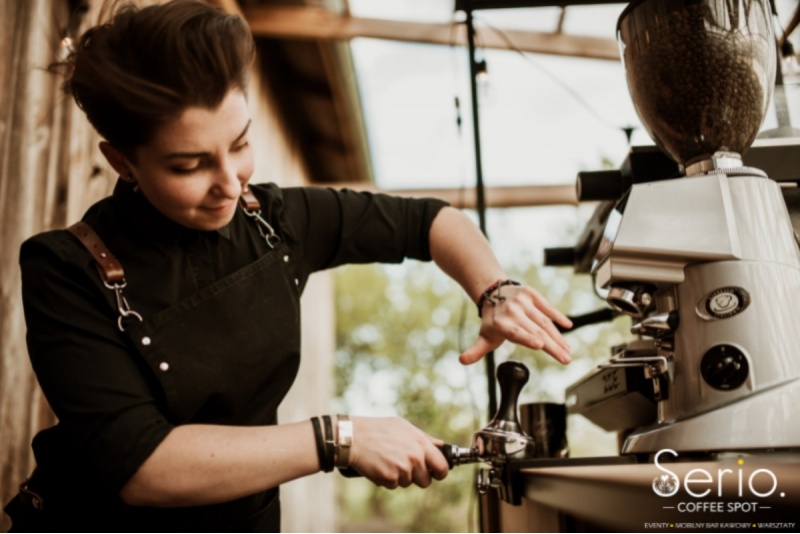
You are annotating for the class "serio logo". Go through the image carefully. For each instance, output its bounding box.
[652,449,780,500]
[653,472,680,497]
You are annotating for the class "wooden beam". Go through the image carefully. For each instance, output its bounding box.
[320,183,579,208]
[457,0,627,9]
[242,6,620,61]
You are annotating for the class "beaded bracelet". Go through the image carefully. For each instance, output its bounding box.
[477,279,521,317]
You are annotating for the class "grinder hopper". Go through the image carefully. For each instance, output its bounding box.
[618,0,776,170]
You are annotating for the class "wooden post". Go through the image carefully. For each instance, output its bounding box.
[1,1,71,530]
[0,3,118,531]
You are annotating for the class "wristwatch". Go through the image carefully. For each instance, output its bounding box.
[335,415,353,468]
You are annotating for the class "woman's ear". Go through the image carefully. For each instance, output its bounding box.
[99,141,134,180]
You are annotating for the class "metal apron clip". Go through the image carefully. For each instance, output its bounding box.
[102,277,144,331]
[18,471,44,511]
[239,188,281,249]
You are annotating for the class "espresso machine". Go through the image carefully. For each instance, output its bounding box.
[559,0,800,456]
[434,2,800,524]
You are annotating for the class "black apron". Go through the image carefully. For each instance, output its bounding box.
[127,240,300,427]
[8,219,301,532]
[129,240,300,531]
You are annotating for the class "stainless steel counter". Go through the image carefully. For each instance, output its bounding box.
[495,453,800,532]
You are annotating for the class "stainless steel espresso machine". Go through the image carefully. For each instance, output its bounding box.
[453,0,800,494]
[563,0,800,456]
[443,1,800,528]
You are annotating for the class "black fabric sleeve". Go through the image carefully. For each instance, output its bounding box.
[274,186,449,274]
[19,233,174,494]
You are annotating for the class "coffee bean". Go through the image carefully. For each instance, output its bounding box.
[620,0,774,165]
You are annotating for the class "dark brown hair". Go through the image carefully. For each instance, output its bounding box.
[59,0,255,159]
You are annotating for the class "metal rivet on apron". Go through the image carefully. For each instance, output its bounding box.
[141,336,151,346]
[100,252,107,259]
[294,278,299,286]
[159,362,169,372]
[283,255,289,263]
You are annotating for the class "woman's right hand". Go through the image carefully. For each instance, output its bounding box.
[347,416,450,489]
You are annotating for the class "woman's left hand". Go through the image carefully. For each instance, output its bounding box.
[459,284,573,365]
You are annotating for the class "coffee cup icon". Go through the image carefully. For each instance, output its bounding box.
[710,292,738,314]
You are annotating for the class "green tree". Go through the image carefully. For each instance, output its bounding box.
[333,248,634,531]
[334,262,482,532]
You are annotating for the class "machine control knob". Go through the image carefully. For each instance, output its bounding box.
[700,344,749,390]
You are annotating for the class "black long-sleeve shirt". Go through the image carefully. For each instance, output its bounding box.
[16,179,447,531]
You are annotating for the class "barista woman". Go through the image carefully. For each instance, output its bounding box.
[4,0,572,531]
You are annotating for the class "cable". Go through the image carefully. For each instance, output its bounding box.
[474,16,634,137]
[773,0,800,47]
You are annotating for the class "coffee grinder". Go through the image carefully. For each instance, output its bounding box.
[566,0,800,455]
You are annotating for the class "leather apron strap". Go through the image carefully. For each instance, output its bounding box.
[66,221,143,331]
[66,221,125,284]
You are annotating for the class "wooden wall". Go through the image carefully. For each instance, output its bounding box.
[0,0,336,531]
[1,1,93,530]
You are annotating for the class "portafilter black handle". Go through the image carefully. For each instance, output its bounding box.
[338,443,473,478]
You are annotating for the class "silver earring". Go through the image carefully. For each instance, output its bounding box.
[127,174,140,192]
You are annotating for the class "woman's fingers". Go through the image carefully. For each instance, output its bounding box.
[460,286,573,365]
[525,286,573,330]
[459,335,501,365]
[349,417,449,490]
[424,438,449,481]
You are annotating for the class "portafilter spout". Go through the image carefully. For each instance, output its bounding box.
[440,360,535,470]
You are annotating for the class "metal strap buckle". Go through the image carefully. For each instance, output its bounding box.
[102,277,143,332]
[19,476,44,511]
[242,208,281,249]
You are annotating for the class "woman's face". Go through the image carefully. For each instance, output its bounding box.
[128,88,254,231]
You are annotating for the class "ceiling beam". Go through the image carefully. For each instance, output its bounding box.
[321,183,578,208]
[242,6,619,61]
[456,0,626,9]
